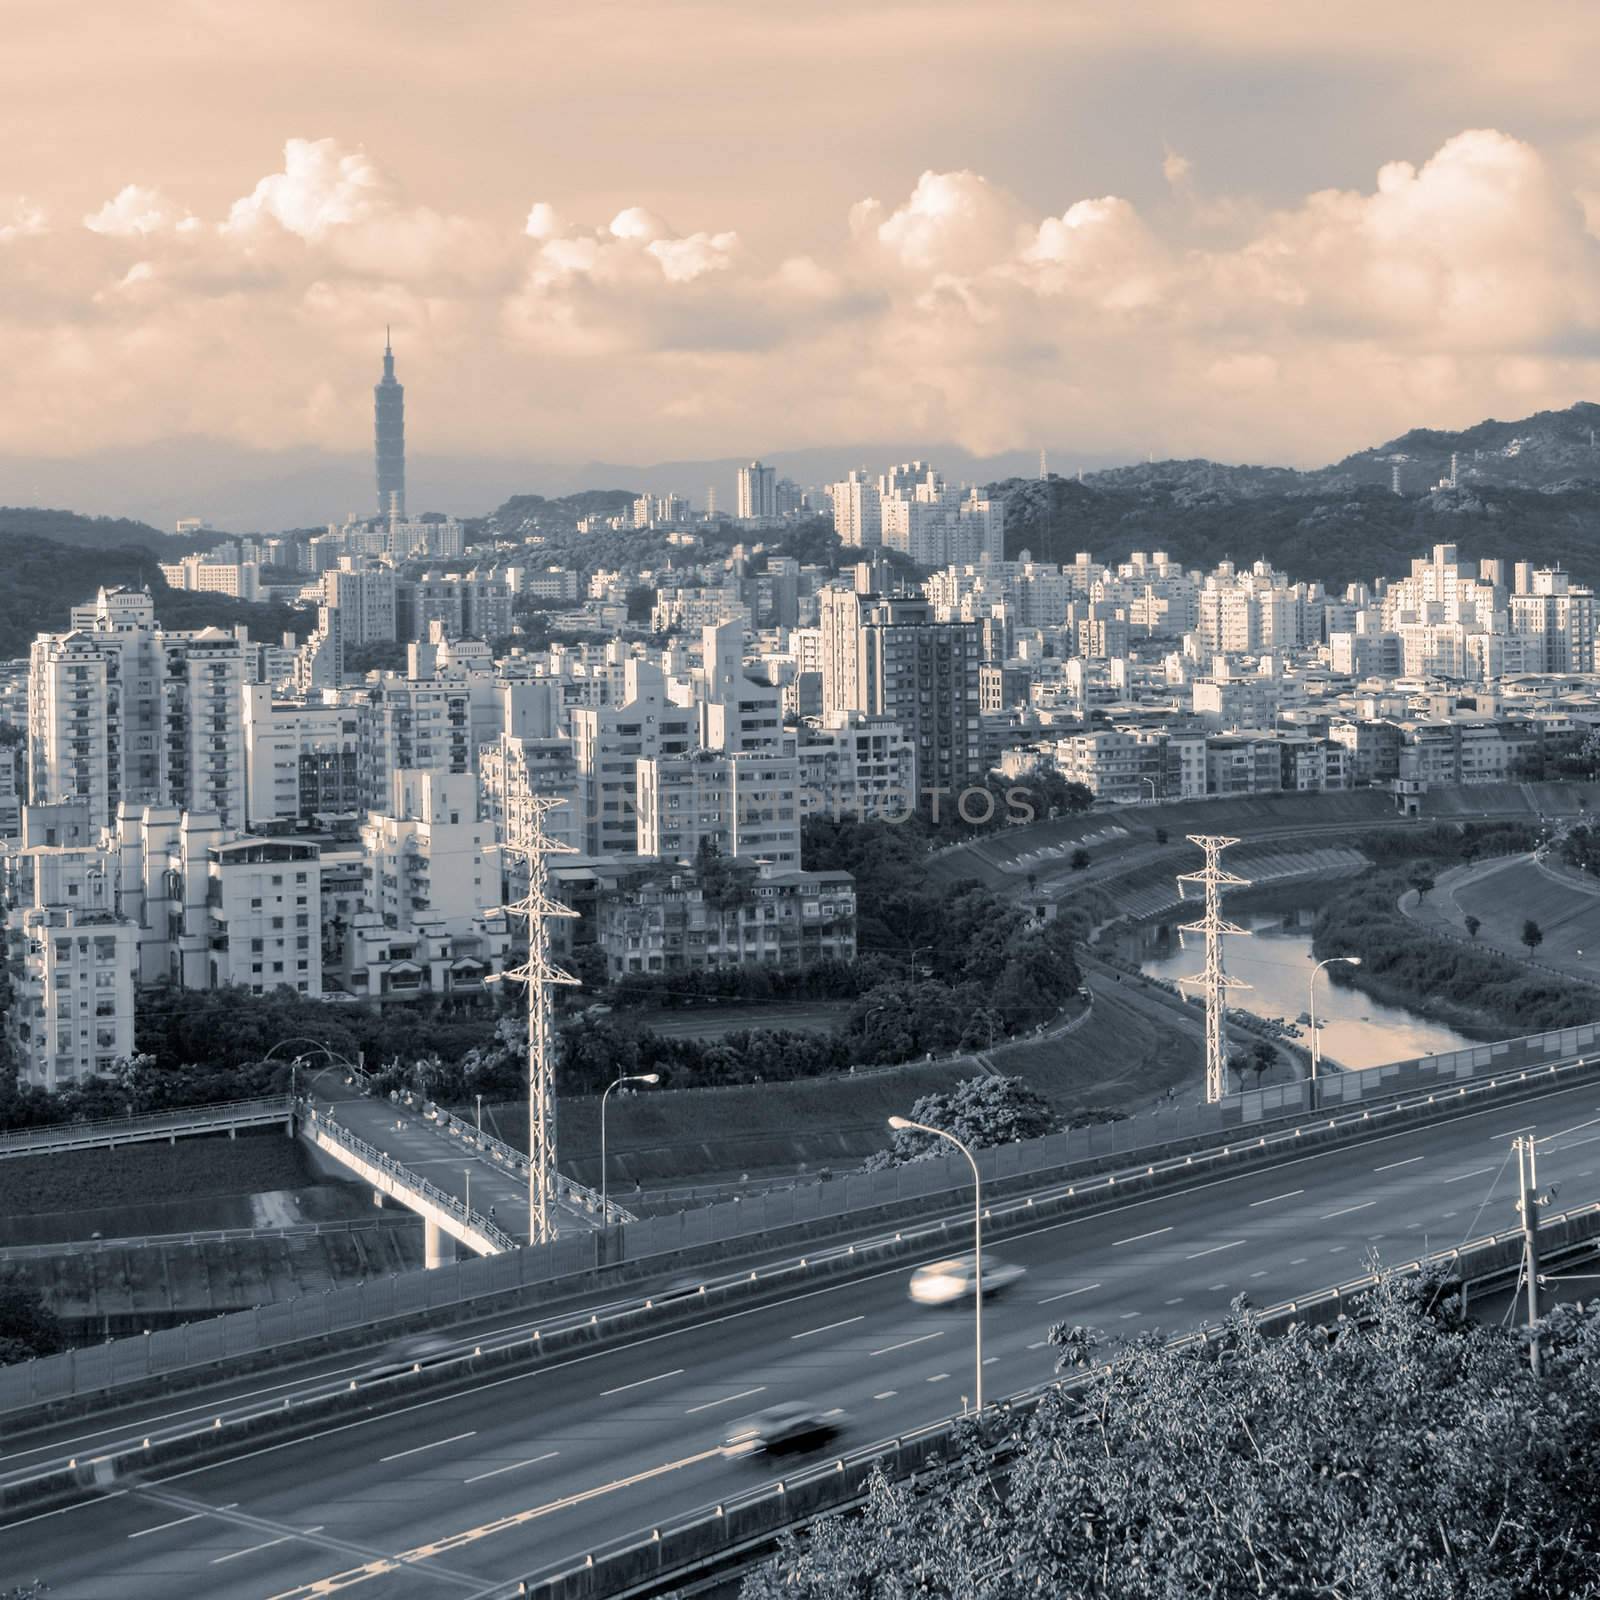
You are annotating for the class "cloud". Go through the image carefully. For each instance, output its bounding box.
[0,127,1598,473]
[0,196,47,242]
[1162,149,1192,186]
[84,184,193,237]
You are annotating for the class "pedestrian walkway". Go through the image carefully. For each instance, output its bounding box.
[305,1068,603,1244]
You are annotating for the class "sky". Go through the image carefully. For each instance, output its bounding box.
[4,0,1600,492]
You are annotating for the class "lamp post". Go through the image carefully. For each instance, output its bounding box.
[601,1073,660,1224]
[889,1115,984,1412]
[1309,956,1361,1110]
[1138,776,1159,806]
[907,944,932,979]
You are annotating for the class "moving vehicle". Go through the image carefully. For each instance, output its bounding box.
[362,1332,460,1379]
[908,1253,1027,1306]
[721,1403,844,1458]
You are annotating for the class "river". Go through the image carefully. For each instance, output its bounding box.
[1121,910,1478,1069]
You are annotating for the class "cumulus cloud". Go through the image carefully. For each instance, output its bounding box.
[1162,149,1192,186]
[84,184,193,237]
[1,127,1598,468]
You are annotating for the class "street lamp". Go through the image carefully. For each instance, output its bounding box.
[889,1115,985,1412]
[601,1073,660,1224]
[1309,956,1361,1110]
[1138,776,1159,805]
[907,943,932,978]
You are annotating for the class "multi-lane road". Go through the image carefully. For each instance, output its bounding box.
[6,1075,1600,1600]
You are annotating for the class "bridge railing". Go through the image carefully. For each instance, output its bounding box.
[1,1036,1595,1416]
[0,1097,293,1159]
[299,1105,518,1253]
[514,1200,1600,1599]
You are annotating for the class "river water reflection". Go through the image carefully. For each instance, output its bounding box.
[1121,910,1479,1069]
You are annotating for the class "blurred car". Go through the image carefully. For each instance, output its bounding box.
[721,1403,843,1459]
[362,1332,460,1379]
[908,1253,1026,1306]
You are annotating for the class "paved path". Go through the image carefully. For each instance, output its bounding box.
[306,1069,598,1245]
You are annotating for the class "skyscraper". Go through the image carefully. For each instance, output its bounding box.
[374,328,406,519]
[736,460,776,521]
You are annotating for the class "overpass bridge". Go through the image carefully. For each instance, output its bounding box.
[0,1078,608,1267]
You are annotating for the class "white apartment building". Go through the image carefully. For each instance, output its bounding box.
[736,460,777,521]
[324,563,397,646]
[28,590,247,830]
[241,686,366,827]
[571,659,697,857]
[830,470,882,549]
[796,710,916,820]
[157,555,262,601]
[2,834,137,1091]
[635,746,802,867]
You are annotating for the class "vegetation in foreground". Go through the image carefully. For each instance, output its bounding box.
[745,1278,1600,1599]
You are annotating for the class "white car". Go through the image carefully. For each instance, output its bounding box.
[908,1253,1026,1306]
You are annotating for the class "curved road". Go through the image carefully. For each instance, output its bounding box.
[6,1075,1600,1598]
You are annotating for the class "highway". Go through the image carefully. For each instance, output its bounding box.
[6,1075,1600,1600]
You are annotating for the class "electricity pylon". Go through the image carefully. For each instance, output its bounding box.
[1177,834,1252,1103]
[502,795,579,1244]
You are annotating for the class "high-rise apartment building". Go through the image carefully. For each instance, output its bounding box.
[830,470,882,549]
[819,588,981,800]
[324,562,397,646]
[28,588,246,830]
[374,329,405,519]
[736,460,777,521]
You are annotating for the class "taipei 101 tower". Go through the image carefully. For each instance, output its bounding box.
[374,328,406,519]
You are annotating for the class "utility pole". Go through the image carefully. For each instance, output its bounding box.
[504,794,579,1245]
[1177,835,1252,1103]
[1517,1135,1544,1377]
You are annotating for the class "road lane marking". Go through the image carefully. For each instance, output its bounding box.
[600,1369,684,1398]
[983,1357,998,1366]
[871,1332,943,1357]
[1206,1283,1228,1291]
[213,1526,324,1564]
[790,1316,864,1341]
[1113,1227,1172,1247]
[463,1451,558,1484]
[1250,1270,1268,1277]
[31,1070,1597,1545]
[684,1387,765,1416]
[1290,1257,1308,1265]
[926,1373,950,1383]
[129,1503,237,1539]
[1027,1341,1048,1350]
[1164,1298,1184,1306]
[1492,1125,1536,1139]
[1320,1201,1375,1219]
[1185,1240,1246,1260]
[263,1449,727,1598]
[1328,1246,1346,1254]
[873,1391,897,1400]
[1374,1157,1424,1172]
[1249,1189,1303,1207]
[379,1432,475,1464]
[1038,1283,1101,1305]
[1118,1311,1139,1320]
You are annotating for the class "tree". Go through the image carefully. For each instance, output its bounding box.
[1464,914,1481,939]
[743,1281,1600,1600]
[1408,869,1435,900]
[867,1075,1055,1168]
[1070,848,1091,871]
[1522,918,1544,955]
[1154,827,1169,845]
[0,1271,66,1366]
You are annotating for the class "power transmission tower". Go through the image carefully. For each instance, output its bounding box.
[1516,1134,1547,1377]
[1177,834,1252,1103]
[503,795,579,1244]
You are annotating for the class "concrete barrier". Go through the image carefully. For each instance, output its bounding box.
[6,1052,1596,1424]
[514,1202,1600,1600]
